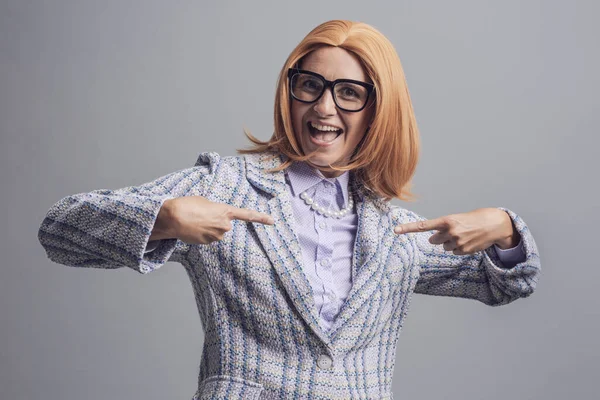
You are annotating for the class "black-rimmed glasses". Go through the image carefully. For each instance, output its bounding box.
[287,68,375,112]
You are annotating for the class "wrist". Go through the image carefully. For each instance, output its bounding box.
[150,198,179,241]
[494,211,519,249]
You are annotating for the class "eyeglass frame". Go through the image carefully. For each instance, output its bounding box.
[287,68,376,112]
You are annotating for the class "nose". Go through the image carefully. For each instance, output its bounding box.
[312,87,337,116]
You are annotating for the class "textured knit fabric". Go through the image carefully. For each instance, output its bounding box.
[283,161,526,333]
[38,151,541,399]
[144,161,526,333]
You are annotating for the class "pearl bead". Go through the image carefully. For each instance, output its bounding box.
[300,190,353,219]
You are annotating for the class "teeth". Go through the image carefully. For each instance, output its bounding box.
[310,121,340,132]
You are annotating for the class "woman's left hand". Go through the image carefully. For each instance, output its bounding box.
[393,207,520,255]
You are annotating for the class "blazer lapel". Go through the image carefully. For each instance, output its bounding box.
[329,190,390,341]
[245,153,331,345]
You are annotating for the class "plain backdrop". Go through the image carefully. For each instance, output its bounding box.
[1,0,597,399]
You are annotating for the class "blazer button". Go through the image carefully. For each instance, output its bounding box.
[317,354,333,370]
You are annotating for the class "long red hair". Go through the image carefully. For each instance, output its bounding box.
[239,20,420,202]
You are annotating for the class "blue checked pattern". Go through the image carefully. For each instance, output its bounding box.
[38,151,541,399]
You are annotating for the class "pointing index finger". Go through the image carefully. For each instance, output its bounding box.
[229,206,275,225]
[394,217,446,234]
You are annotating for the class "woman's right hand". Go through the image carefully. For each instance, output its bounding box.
[150,196,274,245]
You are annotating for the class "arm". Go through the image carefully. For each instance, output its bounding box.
[38,152,220,274]
[402,207,541,306]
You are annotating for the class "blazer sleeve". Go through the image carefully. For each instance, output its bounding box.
[37,152,220,274]
[406,207,541,306]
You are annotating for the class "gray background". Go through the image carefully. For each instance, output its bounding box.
[1,0,597,399]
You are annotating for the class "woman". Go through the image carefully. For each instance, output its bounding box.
[38,20,540,400]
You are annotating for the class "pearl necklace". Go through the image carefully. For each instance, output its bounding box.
[299,191,354,219]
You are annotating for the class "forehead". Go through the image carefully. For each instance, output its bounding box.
[300,47,369,82]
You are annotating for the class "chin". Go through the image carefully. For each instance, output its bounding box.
[299,135,349,167]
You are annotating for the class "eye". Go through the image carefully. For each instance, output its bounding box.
[301,77,322,92]
[336,83,365,101]
[340,87,358,98]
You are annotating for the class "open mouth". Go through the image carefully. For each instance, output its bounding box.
[307,122,343,144]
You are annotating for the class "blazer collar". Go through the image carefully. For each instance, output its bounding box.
[244,152,288,197]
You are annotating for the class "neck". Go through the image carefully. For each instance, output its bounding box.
[307,161,350,179]
[318,168,344,178]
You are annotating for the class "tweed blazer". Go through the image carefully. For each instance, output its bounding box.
[38,151,541,399]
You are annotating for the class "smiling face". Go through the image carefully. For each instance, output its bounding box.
[291,46,375,177]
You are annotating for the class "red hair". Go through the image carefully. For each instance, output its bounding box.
[239,20,420,201]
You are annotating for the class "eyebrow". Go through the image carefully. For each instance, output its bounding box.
[293,68,372,85]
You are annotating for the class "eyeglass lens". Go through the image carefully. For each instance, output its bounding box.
[290,73,369,111]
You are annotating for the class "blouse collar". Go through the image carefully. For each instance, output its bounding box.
[285,161,350,205]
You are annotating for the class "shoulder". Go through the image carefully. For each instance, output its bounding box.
[193,151,248,174]
[193,151,285,192]
[194,151,281,170]
[388,204,426,224]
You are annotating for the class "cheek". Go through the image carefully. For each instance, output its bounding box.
[345,117,369,143]
[347,130,367,148]
[291,104,319,149]
[290,103,304,136]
